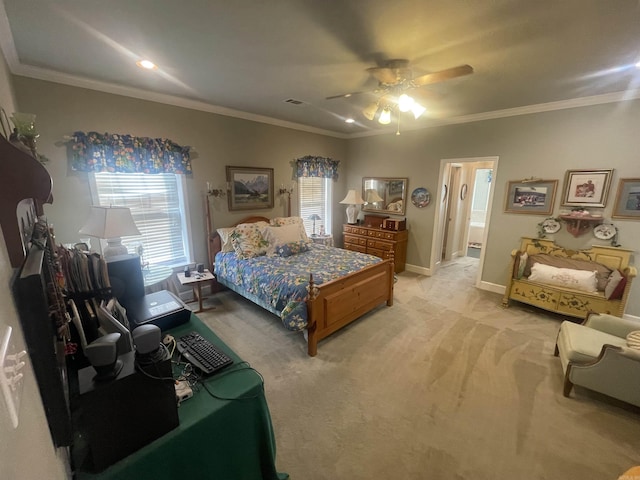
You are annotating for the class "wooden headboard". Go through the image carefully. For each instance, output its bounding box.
[208,215,270,268]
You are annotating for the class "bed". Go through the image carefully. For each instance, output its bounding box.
[210,216,395,356]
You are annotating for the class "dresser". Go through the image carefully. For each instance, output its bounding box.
[343,224,408,273]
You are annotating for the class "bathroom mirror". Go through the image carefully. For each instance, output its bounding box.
[361,177,408,216]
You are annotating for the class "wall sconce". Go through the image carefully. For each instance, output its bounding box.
[279,182,295,216]
[206,181,226,198]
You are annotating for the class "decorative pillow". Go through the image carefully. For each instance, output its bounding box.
[217,227,236,253]
[524,254,612,291]
[270,216,310,242]
[626,331,640,350]
[230,223,269,259]
[262,224,307,255]
[604,269,627,300]
[273,241,310,257]
[528,263,598,293]
[516,252,528,279]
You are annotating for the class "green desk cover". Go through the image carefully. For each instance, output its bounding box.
[75,314,288,480]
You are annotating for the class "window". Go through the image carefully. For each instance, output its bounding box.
[298,177,332,236]
[90,172,193,267]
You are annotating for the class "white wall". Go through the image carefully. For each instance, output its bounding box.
[347,100,640,316]
[0,52,68,480]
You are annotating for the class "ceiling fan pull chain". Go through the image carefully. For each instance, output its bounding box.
[396,114,401,135]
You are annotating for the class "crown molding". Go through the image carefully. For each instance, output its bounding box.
[0,0,18,68]
[348,89,640,138]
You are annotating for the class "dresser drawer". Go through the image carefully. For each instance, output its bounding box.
[344,234,366,247]
[367,239,393,250]
[345,243,367,254]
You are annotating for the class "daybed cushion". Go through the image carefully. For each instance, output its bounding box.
[605,269,627,300]
[528,263,598,293]
[524,253,612,291]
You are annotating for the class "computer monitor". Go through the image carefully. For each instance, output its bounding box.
[106,254,145,309]
[96,300,133,354]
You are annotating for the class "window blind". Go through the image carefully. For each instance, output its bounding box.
[298,177,332,235]
[92,172,190,266]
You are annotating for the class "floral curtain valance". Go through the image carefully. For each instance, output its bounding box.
[295,155,340,180]
[69,131,192,174]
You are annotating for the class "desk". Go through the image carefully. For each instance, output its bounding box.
[176,269,215,313]
[75,315,288,480]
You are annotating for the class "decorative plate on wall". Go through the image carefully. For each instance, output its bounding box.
[411,187,431,208]
[593,223,616,240]
[541,218,561,234]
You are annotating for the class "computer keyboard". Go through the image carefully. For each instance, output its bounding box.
[176,332,233,376]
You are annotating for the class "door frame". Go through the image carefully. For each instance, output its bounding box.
[430,156,498,287]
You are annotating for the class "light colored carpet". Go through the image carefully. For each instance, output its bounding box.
[196,257,640,479]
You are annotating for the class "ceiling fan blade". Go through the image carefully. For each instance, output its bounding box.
[366,67,402,85]
[325,91,369,100]
[411,64,474,87]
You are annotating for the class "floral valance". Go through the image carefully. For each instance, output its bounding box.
[295,155,340,180]
[69,131,192,174]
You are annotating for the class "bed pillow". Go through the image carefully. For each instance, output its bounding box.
[270,216,310,242]
[230,223,269,259]
[216,227,236,253]
[605,269,627,300]
[528,263,598,293]
[273,241,310,257]
[262,224,308,255]
[524,253,612,291]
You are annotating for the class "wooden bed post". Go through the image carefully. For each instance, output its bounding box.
[306,273,319,356]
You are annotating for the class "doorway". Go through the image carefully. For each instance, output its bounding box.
[431,157,498,287]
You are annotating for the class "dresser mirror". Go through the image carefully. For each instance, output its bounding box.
[362,177,408,216]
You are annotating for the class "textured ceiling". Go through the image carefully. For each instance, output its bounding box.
[2,0,640,137]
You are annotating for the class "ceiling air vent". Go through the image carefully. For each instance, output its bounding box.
[283,98,306,106]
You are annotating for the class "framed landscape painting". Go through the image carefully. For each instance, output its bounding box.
[504,179,557,215]
[561,169,613,208]
[612,178,640,219]
[226,166,274,211]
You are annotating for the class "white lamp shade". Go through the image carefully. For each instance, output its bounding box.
[412,103,427,119]
[365,189,384,203]
[339,190,365,205]
[79,206,141,239]
[378,108,391,125]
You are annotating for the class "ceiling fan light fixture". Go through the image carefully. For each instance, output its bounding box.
[398,94,415,112]
[362,102,379,120]
[378,107,392,125]
[411,103,426,119]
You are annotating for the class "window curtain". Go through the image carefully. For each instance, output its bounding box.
[295,155,339,179]
[68,131,192,174]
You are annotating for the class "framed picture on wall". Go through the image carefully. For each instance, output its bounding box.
[561,169,613,208]
[226,166,274,211]
[612,178,640,219]
[504,179,558,215]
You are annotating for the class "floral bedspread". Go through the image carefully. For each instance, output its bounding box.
[214,244,381,331]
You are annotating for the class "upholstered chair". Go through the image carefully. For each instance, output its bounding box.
[554,312,640,407]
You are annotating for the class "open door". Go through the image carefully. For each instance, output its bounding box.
[430,157,498,287]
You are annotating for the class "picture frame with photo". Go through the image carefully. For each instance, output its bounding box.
[226,166,274,211]
[612,178,640,219]
[561,169,613,208]
[504,179,558,215]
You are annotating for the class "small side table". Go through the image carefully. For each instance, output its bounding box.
[176,269,215,313]
[310,234,333,246]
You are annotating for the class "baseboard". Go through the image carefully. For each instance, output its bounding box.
[478,281,505,295]
[405,264,431,276]
[623,313,640,322]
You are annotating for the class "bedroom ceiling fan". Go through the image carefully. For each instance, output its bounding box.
[327,59,473,130]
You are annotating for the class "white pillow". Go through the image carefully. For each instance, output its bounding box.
[261,224,306,255]
[517,252,528,279]
[270,216,310,242]
[528,263,598,293]
[217,227,235,253]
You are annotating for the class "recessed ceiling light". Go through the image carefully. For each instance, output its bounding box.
[345,118,355,123]
[136,59,157,70]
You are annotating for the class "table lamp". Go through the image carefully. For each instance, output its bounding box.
[339,190,365,225]
[79,206,141,259]
[365,189,384,206]
[308,214,321,236]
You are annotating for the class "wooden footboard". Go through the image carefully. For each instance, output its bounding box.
[306,258,394,356]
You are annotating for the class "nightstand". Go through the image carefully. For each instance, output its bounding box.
[310,234,333,246]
